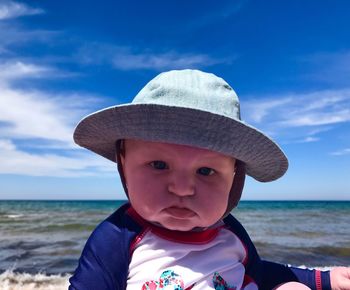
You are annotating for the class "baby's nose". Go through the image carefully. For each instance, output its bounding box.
[167,171,195,197]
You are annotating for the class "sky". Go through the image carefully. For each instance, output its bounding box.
[0,0,349,200]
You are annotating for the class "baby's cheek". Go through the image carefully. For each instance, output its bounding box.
[203,185,230,208]
[198,194,227,221]
[130,182,167,210]
[129,175,157,195]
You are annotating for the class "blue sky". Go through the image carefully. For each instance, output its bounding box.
[0,0,349,200]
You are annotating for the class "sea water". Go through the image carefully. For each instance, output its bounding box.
[0,200,349,289]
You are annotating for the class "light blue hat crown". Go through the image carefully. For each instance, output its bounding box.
[74,69,288,182]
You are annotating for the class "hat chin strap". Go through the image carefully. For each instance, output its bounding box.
[115,140,245,224]
[116,140,129,196]
[223,160,245,218]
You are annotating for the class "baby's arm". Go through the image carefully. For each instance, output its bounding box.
[261,260,331,289]
[224,214,331,289]
[69,205,134,290]
[330,267,350,290]
[69,219,129,289]
[261,261,350,290]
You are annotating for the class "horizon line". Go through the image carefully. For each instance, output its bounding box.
[0,199,349,202]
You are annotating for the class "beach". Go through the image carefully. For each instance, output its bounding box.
[1,200,349,289]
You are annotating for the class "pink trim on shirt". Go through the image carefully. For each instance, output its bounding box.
[242,274,257,288]
[315,270,322,290]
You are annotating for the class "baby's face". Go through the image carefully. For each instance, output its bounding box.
[121,139,235,231]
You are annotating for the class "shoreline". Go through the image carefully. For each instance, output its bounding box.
[0,266,342,290]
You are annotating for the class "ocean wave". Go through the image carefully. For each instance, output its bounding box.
[5,215,24,219]
[31,223,95,233]
[0,214,24,219]
[0,270,70,290]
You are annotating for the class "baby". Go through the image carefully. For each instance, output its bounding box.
[69,70,350,289]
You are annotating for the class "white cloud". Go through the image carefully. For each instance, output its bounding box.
[0,60,91,146]
[77,43,233,71]
[298,136,320,143]
[242,98,293,123]
[1,85,75,144]
[0,139,116,177]
[0,81,104,147]
[112,51,222,71]
[0,1,58,55]
[0,59,116,177]
[307,127,332,136]
[243,89,350,127]
[0,61,78,83]
[0,1,43,20]
[0,1,113,178]
[0,61,53,81]
[242,89,350,144]
[0,22,59,50]
[282,109,350,127]
[0,139,16,150]
[331,148,350,156]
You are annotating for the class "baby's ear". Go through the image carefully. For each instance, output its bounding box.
[115,141,129,193]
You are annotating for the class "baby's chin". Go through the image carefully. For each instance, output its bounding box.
[141,210,219,231]
[156,217,213,232]
[160,223,197,231]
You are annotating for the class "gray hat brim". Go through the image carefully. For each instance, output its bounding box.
[74,103,288,182]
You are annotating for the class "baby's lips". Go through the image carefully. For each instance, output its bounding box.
[164,206,196,218]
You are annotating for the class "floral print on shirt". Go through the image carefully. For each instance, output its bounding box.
[142,270,184,290]
[142,270,237,290]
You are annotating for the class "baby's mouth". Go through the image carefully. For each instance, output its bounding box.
[164,206,196,218]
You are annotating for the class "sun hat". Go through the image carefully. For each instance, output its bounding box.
[74,69,288,182]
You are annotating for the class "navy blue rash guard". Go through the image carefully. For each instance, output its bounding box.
[69,203,331,290]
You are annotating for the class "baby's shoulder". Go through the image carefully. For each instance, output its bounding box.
[92,203,142,241]
[223,214,253,243]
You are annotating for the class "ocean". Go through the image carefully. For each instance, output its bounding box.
[0,200,349,289]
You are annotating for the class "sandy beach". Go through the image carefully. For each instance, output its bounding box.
[0,271,69,290]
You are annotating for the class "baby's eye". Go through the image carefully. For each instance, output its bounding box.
[197,167,215,176]
[149,161,168,170]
